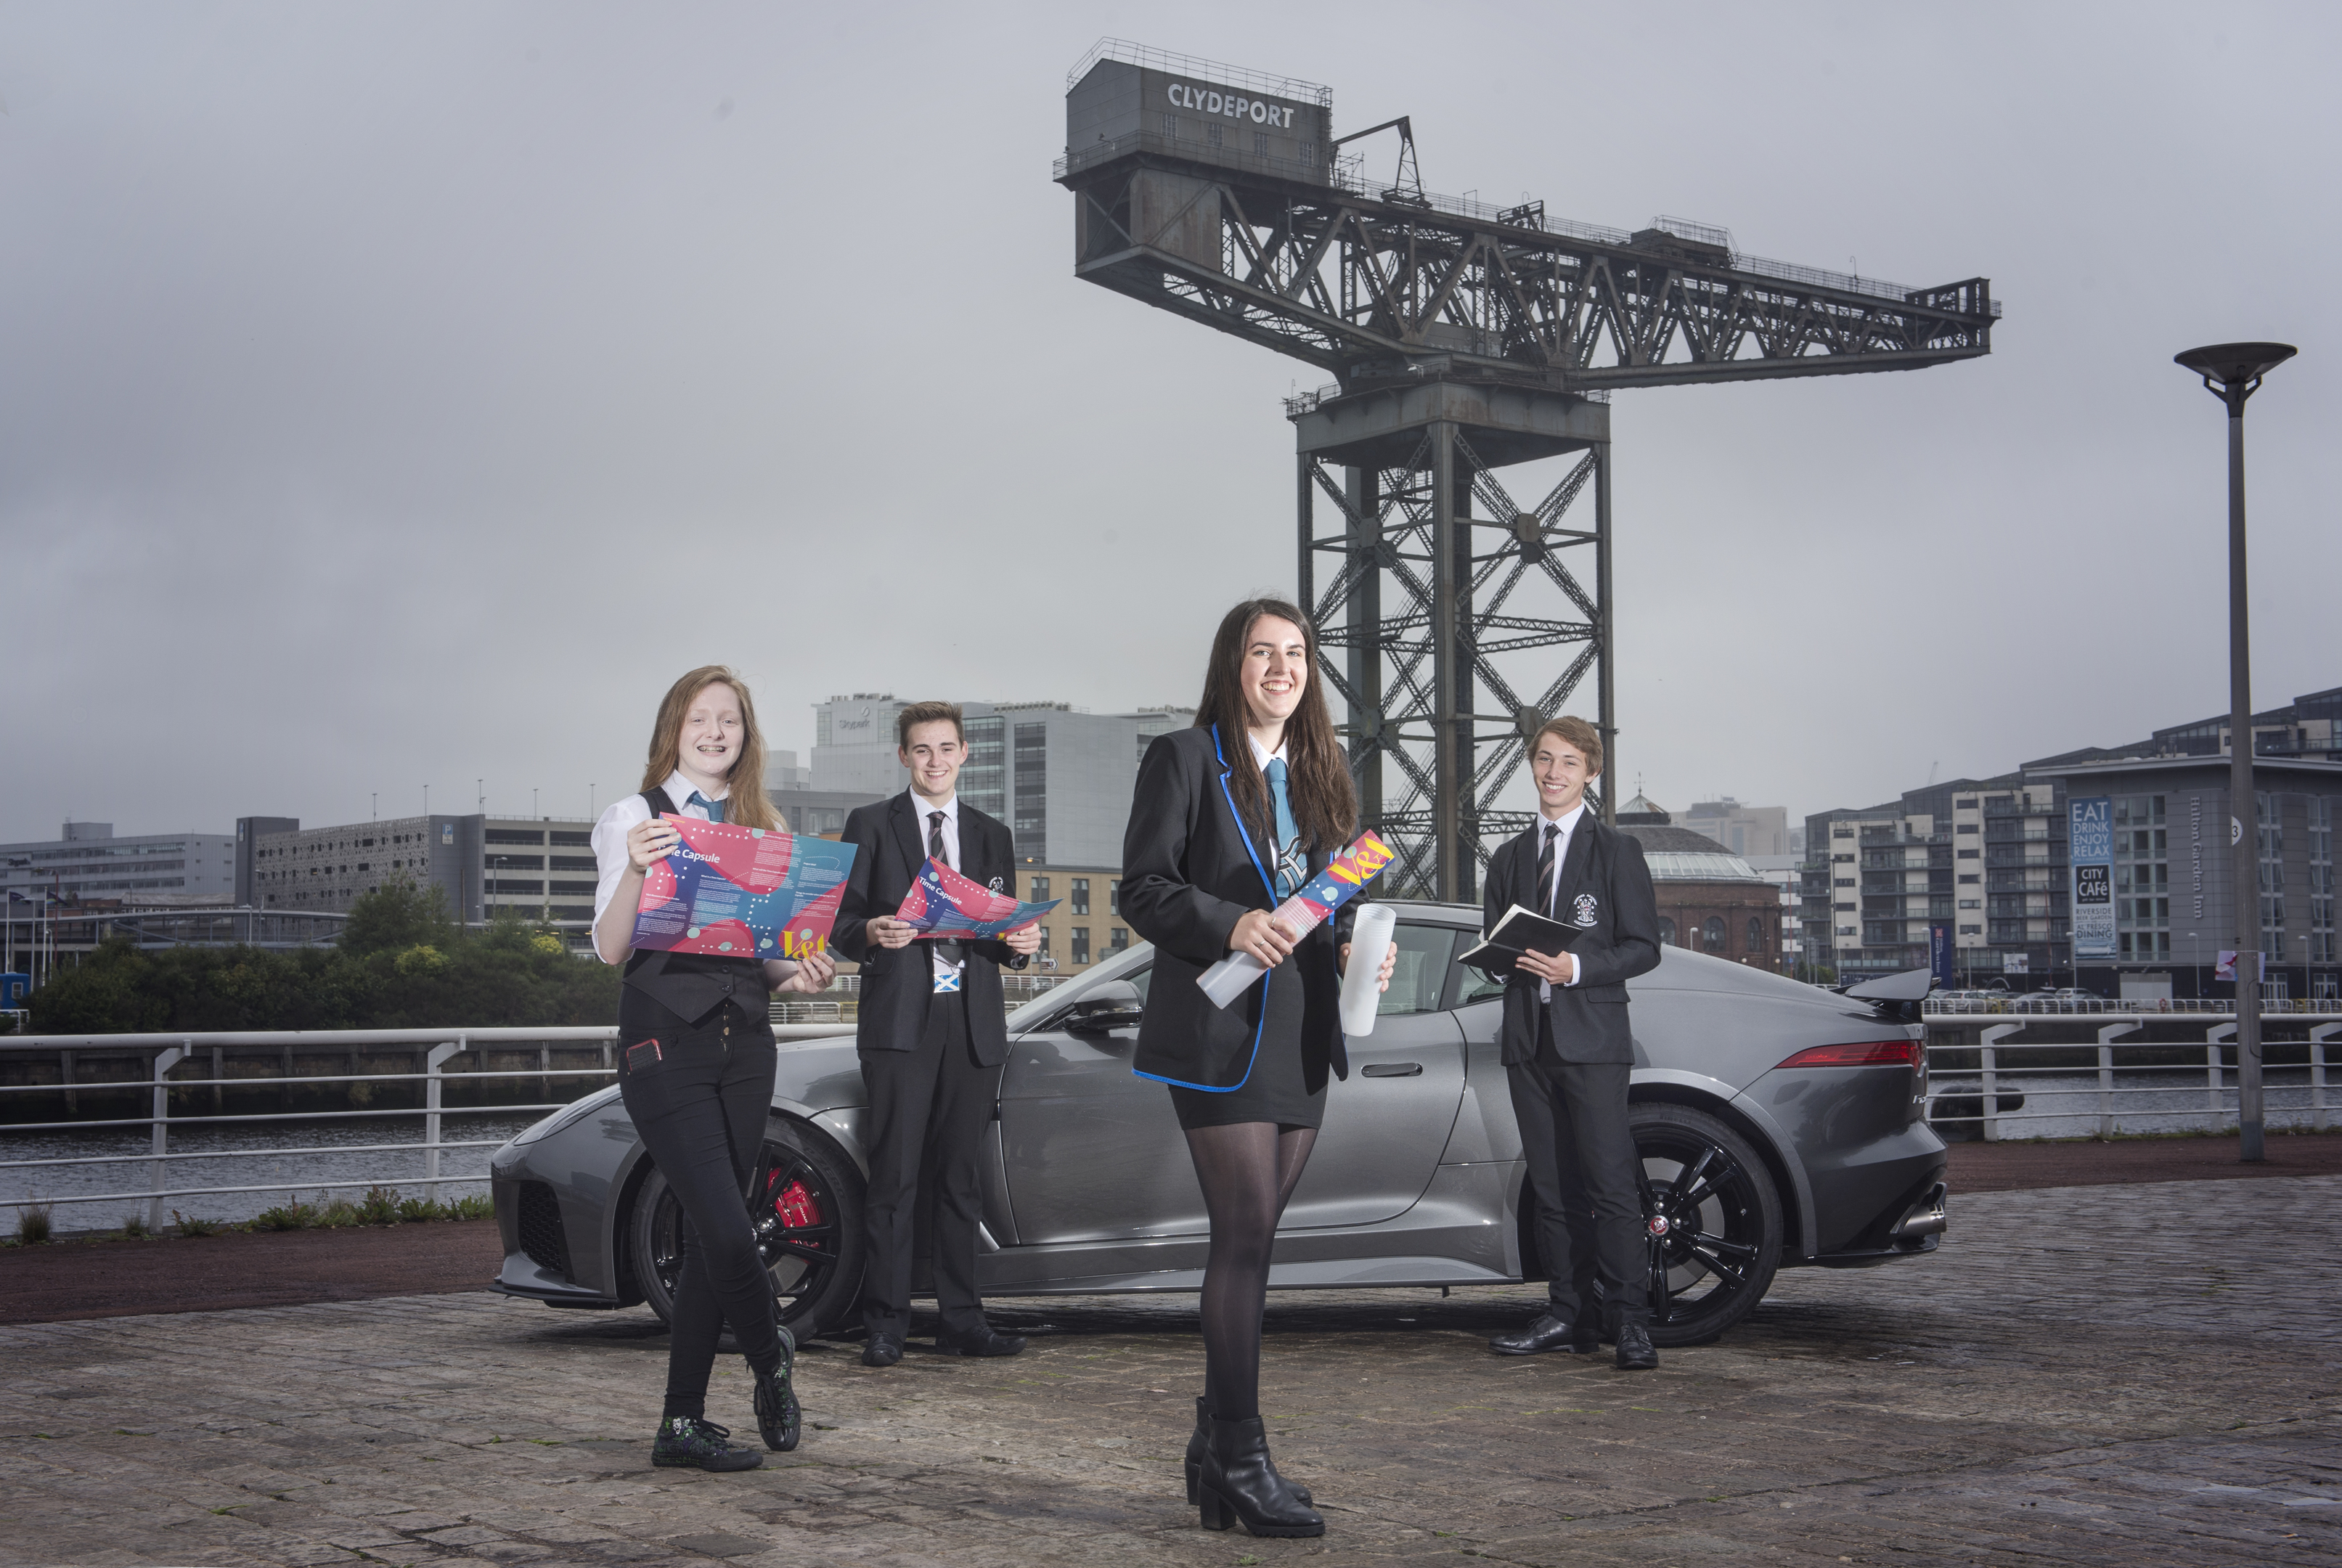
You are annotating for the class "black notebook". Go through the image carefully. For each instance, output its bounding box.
[1457,904,1585,971]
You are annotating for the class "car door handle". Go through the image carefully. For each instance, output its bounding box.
[1360,1062,1422,1077]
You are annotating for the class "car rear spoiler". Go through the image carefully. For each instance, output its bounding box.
[1843,966,1930,1024]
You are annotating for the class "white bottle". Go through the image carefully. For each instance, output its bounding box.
[1338,903,1398,1037]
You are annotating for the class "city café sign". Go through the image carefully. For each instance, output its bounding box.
[1164,78,1301,130]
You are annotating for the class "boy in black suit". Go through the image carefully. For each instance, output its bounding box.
[833,701,1040,1367]
[1476,715,1664,1369]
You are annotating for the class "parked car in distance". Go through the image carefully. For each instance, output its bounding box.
[492,903,1949,1349]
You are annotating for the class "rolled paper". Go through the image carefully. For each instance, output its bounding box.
[1337,902,1398,1037]
[1196,831,1396,1010]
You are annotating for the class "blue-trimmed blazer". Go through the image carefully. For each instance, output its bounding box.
[1120,725,1351,1093]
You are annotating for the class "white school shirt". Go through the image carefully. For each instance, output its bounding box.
[910,792,964,989]
[589,772,727,965]
[1535,801,1588,1000]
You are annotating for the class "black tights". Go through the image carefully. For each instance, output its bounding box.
[1184,1121,1318,1421]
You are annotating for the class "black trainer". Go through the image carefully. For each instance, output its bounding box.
[753,1331,801,1453]
[651,1416,763,1472]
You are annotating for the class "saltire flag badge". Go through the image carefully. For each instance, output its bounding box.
[630,816,858,960]
[894,858,1058,939]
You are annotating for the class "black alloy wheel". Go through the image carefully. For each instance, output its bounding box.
[1626,1103,1783,1346]
[632,1115,868,1339]
[1556,1103,1784,1347]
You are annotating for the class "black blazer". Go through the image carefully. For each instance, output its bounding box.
[833,792,1025,1069]
[1477,813,1662,1066]
[1121,726,1350,1093]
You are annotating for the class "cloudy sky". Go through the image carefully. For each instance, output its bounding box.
[2,2,2334,845]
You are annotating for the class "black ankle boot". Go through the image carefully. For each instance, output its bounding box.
[1187,1398,1311,1506]
[1198,1416,1323,1538]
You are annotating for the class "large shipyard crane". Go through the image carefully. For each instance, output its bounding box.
[1058,41,1999,900]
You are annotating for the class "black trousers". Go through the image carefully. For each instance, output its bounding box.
[1505,1009,1650,1328]
[616,990,783,1420]
[857,988,1000,1339]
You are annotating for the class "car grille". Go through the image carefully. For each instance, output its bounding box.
[517,1180,571,1275]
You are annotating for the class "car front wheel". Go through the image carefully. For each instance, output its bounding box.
[631,1114,867,1339]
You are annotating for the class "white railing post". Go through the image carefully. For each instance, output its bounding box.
[149,1044,187,1233]
[2311,1024,2338,1134]
[2096,1024,2137,1140]
[425,1037,466,1205]
[2206,1024,2237,1122]
[1980,1024,2019,1143]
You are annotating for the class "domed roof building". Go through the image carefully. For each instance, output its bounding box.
[1610,796,1782,971]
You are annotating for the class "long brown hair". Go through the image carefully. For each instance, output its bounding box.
[1193,598,1357,854]
[638,666,782,831]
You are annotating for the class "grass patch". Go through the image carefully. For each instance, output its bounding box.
[15,1199,54,1245]
[451,1193,493,1220]
[357,1185,401,1225]
[252,1195,314,1231]
[171,1210,222,1238]
[118,1213,150,1239]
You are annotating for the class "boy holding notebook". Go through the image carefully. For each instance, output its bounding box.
[1473,715,1663,1368]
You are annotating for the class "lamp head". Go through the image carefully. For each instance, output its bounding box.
[2176,340,2296,389]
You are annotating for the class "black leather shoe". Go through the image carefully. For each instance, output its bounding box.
[1614,1323,1659,1371]
[935,1323,1027,1358]
[753,1328,801,1452]
[861,1332,903,1368]
[1199,1416,1323,1538]
[1187,1397,1310,1507]
[1488,1312,1601,1356]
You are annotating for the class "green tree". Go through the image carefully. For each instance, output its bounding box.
[338,875,455,955]
[28,886,618,1033]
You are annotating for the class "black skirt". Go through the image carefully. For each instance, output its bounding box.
[1167,957,1327,1131]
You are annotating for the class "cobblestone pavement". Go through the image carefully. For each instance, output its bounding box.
[4,1175,2337,1568]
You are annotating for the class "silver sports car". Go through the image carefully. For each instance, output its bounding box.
[491,902,1948,1347]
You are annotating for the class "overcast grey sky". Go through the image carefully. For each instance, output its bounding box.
[2,2,2334,844]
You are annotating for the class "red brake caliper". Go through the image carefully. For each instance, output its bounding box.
[769,1172,823,1237]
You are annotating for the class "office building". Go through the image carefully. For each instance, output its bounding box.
[2,823,236,907]
[810,694,1194,867]
[1681,798,1792,859]
[242,814,602,926]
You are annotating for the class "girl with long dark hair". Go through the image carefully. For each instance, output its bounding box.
[590,665,836,1471]
[1121,599,1393,1538]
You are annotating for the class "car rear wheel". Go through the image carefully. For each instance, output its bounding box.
[1528,1103,1784,1347]
[632,1114,867,1339]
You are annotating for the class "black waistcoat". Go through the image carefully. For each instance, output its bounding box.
[621,786,767,1024]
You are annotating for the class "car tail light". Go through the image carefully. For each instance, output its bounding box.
[1775,1039,1922,1069]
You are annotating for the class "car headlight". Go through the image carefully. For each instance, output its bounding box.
[509,1090,616,1147]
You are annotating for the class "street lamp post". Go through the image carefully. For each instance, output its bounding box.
[2174,340,2296,1163]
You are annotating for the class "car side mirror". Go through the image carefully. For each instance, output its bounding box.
[1063,979,1144,1034]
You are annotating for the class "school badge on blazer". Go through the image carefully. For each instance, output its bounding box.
[1572,892,1601,927]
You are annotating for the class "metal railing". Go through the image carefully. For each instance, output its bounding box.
[1927,998,2342,1016]
[1930,1021,2340,1140]
[0,1025,843,1230]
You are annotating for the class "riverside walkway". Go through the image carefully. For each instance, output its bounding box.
[3,1169,2337,1567]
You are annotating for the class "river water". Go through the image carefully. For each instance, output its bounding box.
[1,1110,547,1230]
[1928,1065,2327,1139]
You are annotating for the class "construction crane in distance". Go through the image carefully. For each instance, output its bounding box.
[1057,41,1999,902]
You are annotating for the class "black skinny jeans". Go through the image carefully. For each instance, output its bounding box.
[617,989,783,1422]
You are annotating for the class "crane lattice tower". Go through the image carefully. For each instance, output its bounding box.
[1058,41,1999,901]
